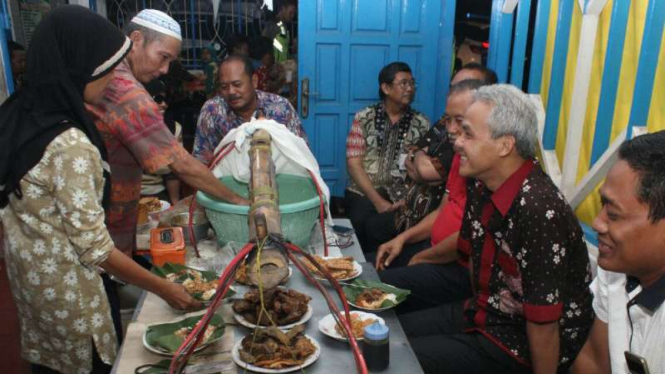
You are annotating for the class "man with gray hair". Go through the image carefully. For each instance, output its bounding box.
[402,84,593,374]
[87,9,247,342]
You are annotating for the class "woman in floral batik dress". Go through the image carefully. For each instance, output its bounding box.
[0,6,200,374]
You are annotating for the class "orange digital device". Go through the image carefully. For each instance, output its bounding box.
[149,227,186,266]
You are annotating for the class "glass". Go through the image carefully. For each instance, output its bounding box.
[392,79,417,90]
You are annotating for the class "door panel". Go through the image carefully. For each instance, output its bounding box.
[353,0,390,33]
[316,44,340,102]
[300,0,452,196]
[314,115,339,167]
[350,45,389,101]
[401,0,425,34]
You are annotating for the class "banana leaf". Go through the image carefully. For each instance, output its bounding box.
[145,314,225,354]
[342,280,410,309]
[151,263,235,301]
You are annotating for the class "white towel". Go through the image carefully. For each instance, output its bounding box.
[211,118,333,225]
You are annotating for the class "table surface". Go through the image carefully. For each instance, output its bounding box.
[113,219,424,374]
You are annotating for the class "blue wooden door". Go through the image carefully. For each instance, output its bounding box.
[0,0,14,97]
[299,0,454,196]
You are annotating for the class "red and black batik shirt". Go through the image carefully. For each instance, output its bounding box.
[457,160,593,367]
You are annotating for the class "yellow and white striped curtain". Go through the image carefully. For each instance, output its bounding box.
[539,0,665,224]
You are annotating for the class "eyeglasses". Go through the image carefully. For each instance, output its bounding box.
[392,79,417,90]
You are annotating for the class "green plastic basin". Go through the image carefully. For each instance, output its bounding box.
[196,174,322,248]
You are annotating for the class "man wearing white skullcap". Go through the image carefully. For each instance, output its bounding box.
[87,9,248,341]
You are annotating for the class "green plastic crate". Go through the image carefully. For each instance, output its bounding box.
[196,174,322,248]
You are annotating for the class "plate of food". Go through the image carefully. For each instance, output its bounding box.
[143,314,225,356]
[232,325,320,373]
[235,263,293,286]
[152,263,235,303]
[137,197,167,226]
[342,280,410,312]
[302,256,362,282]
[232,288,312,330]
[318,311,384,342]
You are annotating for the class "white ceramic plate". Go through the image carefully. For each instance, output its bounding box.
[136,218,152,231]
[311,257,363,282]
[148,200,171,220]
[142,325,221,356]
[317,311,384,342]
[234,304,313,331]
[231,334,321,373]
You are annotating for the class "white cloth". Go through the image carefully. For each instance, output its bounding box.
[211,118,333,225]
[591,267,665,374]
[130,9,182,41]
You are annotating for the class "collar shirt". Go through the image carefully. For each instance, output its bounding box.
[193,90,307,165]
[345,102,430,200]
[88,61,188,256]
[458,160,594,367]
[592,268,665,374]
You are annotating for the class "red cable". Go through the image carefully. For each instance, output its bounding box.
[168,242,255,374]
[284,243,367,374]
[285,251,366,374]
[186,142,235,258]
[208,142,235,171]
[306,170,328,256]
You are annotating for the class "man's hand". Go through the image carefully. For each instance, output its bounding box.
[570,318,610,374]
[158,281,203,311]
[526,320,560,374]
[376,236,405,270]
[170,154,248,205]
[374,198,394,213]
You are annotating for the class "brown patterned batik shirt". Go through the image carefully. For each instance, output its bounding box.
[346,102,430,201]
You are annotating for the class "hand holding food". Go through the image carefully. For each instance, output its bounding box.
[159,281,203,311]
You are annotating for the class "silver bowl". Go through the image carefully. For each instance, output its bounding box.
[170,212,211,243]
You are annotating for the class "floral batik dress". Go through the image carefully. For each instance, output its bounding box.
[1,128,117,374]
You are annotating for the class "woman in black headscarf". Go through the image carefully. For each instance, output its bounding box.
[0,6,200,374]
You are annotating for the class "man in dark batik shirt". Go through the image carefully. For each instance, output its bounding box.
[402,84,593,374]
[345,62,430,252]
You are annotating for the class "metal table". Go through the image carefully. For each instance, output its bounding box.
[113,219,424,374]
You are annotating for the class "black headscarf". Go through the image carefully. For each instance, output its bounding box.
[0,5,131,208]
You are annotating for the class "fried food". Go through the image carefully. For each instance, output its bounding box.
[333,312,377,339]
[180,269,218,301]
[302,255,357,280]
[139,197,162,212]
[239,325,316,369]
[174,325,216,343]
[232,288,311,326]
[235,262,250,284]
[355,288,397,309]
